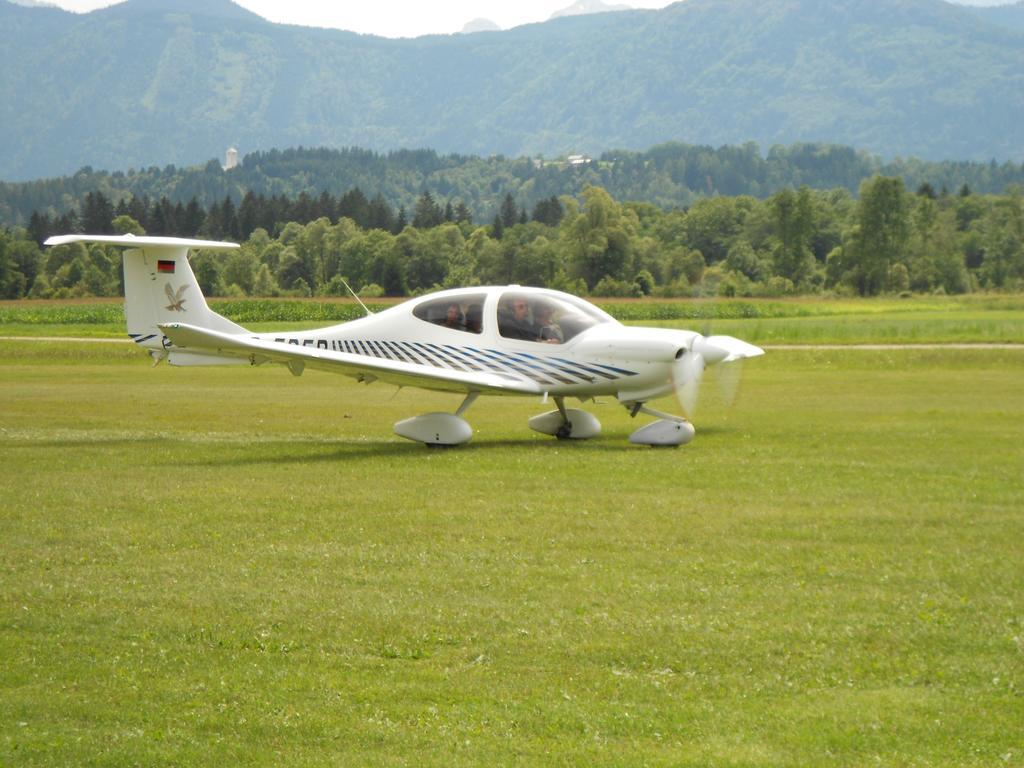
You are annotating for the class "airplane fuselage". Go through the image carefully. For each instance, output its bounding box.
[242,286,699,403]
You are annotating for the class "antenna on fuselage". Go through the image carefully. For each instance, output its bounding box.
[340,276,374,317]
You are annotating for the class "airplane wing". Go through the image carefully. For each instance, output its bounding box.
[158,322,543,396]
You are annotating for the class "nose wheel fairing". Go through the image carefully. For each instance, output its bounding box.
[528,408,602,439]
[628,419,695,446]
[623,402,695,447]
[528,395,602,440]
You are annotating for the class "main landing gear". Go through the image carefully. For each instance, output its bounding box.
[393,392,478,447]
[394,394,694,447]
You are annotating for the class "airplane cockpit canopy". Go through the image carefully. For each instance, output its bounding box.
[411,288,614,343]
[412,293,486,334]
[497,290,612,344]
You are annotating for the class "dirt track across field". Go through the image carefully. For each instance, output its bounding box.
[763,344,1023,350]
[1,336,133,343]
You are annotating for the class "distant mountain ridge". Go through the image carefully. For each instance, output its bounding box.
[460,18,501,33]
[1,0,1023,180]
[550,0,633,19]
[91,0,265,23]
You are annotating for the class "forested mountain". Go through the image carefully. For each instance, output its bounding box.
[969,1,1024,31]
[4,141,1024,229]
[1,0,1023,181]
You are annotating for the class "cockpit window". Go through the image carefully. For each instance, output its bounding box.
[497,291,611,344]
[413,294,486,334]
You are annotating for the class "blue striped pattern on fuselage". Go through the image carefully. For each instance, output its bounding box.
[274,336,637,389]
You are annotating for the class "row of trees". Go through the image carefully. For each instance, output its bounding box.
[3,178,1022,302]
[24,188,564,247]
[6,143,1024,230]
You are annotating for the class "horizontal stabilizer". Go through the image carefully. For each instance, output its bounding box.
[45,233,244,350]
[44,234,238,251]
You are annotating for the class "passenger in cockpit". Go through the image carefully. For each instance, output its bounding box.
[465,303,483,334]
[534,303,563,344]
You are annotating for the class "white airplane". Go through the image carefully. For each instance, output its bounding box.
[45,234,764,446]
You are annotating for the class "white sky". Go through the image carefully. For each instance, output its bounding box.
[44,0,679,38]
[41,0,1019,38]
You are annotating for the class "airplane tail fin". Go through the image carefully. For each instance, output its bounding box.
[44,234,247,358]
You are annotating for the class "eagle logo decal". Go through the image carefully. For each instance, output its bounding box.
[165,283,188,312]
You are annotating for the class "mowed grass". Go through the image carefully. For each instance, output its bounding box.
[1,340,1023,766]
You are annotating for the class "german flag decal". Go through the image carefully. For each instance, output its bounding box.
[157,260,175,274]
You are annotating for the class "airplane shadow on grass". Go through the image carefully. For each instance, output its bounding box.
[163,425,740,469]
[8,424,738,468]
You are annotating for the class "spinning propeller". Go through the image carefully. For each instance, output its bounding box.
[672,334,764,418]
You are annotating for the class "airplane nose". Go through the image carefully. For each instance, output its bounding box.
[673,333,765,418]
[692,336,729,365]
[698,335,765,363]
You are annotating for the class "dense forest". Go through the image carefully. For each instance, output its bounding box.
[4,177,1022,301]
[4,142,1024,229]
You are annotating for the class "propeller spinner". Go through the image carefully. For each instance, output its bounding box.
[672,335,764,418]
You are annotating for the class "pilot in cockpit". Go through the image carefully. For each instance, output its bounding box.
[441,302,464,330]
[499,296,535,340]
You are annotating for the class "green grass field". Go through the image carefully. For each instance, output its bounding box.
[1,303,1023,766]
